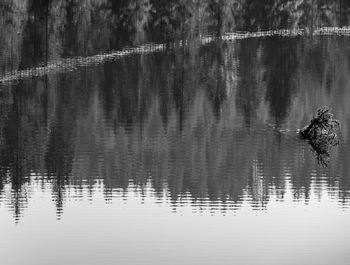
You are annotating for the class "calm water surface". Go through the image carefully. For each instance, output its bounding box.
[1,36,350,265]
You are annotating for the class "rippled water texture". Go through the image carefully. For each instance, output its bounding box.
[1,35,350,264]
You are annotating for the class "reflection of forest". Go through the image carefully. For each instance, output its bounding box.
[0,36,350,219]
[1,0,350,74]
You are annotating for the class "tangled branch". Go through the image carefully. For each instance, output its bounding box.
[298,106,340,166]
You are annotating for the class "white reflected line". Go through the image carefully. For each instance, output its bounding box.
[0,43,167,84]
[1,26,350,84]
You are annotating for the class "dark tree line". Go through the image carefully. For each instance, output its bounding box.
[1,0,350,42]
[112,0,350,38]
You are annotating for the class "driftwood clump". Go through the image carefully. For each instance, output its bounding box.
[298,106,340,166]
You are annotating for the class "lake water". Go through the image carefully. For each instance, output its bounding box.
[1,35,350,265]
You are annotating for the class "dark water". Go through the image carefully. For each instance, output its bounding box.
[1,35,350,264]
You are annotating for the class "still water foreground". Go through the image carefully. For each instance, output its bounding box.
[0,36,350,264]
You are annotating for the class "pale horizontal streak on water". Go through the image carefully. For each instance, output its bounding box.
[1,26,350,84]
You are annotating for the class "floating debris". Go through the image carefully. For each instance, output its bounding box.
[298,106,340,166]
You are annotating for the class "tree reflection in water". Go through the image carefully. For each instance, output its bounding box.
[0,35,350,221]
